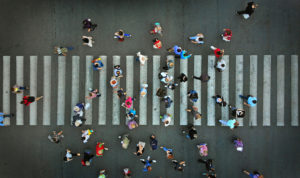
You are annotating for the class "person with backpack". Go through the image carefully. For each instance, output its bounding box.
[228,105,246,118]
[92,58,104,71]
[81,129,94,143]
[149,22,162,36]
[188,90,199,103]
[162,57,174,70]
[212,95,227,107]
[159,72,173,84]
[115,88,127,99]
[182,125,198,140]
[239,95,257,107]
[113,65,123,78]
[162,96,173,108]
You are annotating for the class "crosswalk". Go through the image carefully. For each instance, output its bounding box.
[1,55,299,127]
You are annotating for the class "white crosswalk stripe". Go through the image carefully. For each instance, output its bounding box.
[1,55,298,127]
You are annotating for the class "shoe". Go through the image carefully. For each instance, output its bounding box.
[152,160,157,163]
[140,159,145,161]
[10,113,15,117]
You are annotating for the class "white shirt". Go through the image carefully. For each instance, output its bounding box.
[216,59,226,71]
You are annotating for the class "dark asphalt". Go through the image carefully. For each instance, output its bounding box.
[0,0,300,178]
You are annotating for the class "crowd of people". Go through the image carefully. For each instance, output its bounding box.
[0,2,265,177]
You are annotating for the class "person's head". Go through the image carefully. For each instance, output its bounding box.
[177,48,182,53]
[85,161,91,166]
[164,120,169,125]
[226,30,231,35]
[253,100,257,104]
[167,154,174,159]
[252,4,258,8]
[147,166,152,172]
[153,38,158,42]
[20,101,24,104]
[221,64,225,68]
[169,62,174,67]
[119,30,124,35]
[196,113,202,119]
[151,134,156,139]
[193,134,198,139]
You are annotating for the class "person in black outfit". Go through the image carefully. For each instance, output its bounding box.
[81,150,94,166]
[237,2,258,17]
[150,134,158,150]
[192,73,210,82]
[177,73,188,82]
[198,159,215,172]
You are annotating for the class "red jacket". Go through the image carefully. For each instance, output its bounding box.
[214,48,223,58]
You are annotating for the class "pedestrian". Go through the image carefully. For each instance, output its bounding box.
[149,22,162,36]
[123,168,132,178]
[221,28,232,42]
[239,95,257,107]
[210,46,224,59]
[48,130,64,143]
[167,45,182,58]
[110,76,119,88]
[134,141,145,156]
[156,88,167,98]
[86,88,101,99]
[228,105,246,118]
[192,73,210,82]
[177,73,188,82]
[140,84,148,97]
[72,115,86,127]
[212,95,227,107]
[122,96,135,109]
[82,36,94,47]
[180,50,192,60]
[237,2,258,19]
[153,38,162,49]
[219,118,239,130]
[20,95,43,106]
[242,170,264,178]
[127,118,139,130]
[150,134,158,150]
[160,113,172,127]
[114,29,132,41]
[136,52,148,65]
[82,18,97,32]
[81,129,93,143]
[119,134,130,149]
[126,108,138,120]
[140,156,157,172]
[160,146,174,159]
[81,149,94,166]
[188,90,199,103]
[0,113,14,126]
[96,142,109,157]
[54,46,69,56]
[11,84,29,94]
[186,106,202,120]
[197,143,208,157]
[98,169,108,178]
[73,103,85,117]
[159,72,173,84]
[113,65,123,78]
[115,88,127,99]
[164,83,178,90]
[162,96,173,108]
[64,149,80,162]
[172,160,186,171]
[92,57,104,71]
[215,58,226,72]
[232,136,244,152]
[188,33,204,45]
[203,173,217,178]
[162,57,174,70]
[198,159,215,172]
[182,125,198,140]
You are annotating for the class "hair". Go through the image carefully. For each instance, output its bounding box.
[20,101,24,104]
[82,38,89,43]
[167,154,174,159]
[196,114,201,119]
[221,64,225,67]
[165,120,169,125]
[253,100,257,104]
[119,31,123,35]
[177,49,182,52]
[147,166,152,171]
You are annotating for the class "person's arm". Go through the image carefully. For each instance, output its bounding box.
[243,101,250,107]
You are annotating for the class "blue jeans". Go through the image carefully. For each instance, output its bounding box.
[219,120,228,125]
[239,95,247,100]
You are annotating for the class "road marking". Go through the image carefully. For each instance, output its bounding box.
[235,55,244,126]
[139,56,147,125]
[85,56,93,125]
[249,55,257,126]
[180,57,188,125]
[57,56,66,125]
[71,56,80,124]
[167,55,175,125]
[207,55,215,126]
[30,56,37,125]
[221,55,229,123]
[3,56,10,125]
[16,56,24,125]
[277,55,285,126]
[43,56,51,125]
[126,56,134,124]
[152,56,160,125]
[263,55,271,126]
[98,56,107,125]
[112,56,120,125]
[291,55,299,126]
[193,55,202,126]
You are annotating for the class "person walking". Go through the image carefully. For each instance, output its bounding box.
[159,72,173,84]
[0,113,14,126]
[64,149,80,162]
[110,76,119,88]
[81,149,94,166]
[239,95,257,107]
[73,103,86,117]
[92,58,104,71]
[149,22,162,36]
[156,88,167,98]
[160,113,172,127]
[228,105,246,118]
[162,96,173,108]
[242,170,264,178]
[82,18,97,32]
[96,142,109,157]
[126,108,138,120]
[82,36,94,47]
[232,136,244,152]
[140,156,157,172]
[140,84,148,97]
[127,118,139,130]
[188,33,204,45]
[215,58,226,72]
[134,141,145,156]
[182,125,198,140]
[180,50,192,60]
[162,57,174,70]
[221,28,232,42]
[150,134,158,150]
[11,84,29,94]
[48,130,64,143]
[172,160,186,171]
[20,95,43,106]
[186,106,202,120]
[177,73,188,82]
[219,118,239,130]
[113,65,123,78]
[167,45,182,58]
[72,115,86,127]
[210,46,224,59]
[164,83,178,90]
[237,2,258,19]
[153,38,162,49]
[54,46,69,56]
[188,90,199,103]
[122,96,135,109]
[192,73,210,82]
[198,159,215,172]
[81,129,94,143]
[197,143,208,157]
[86,88,101,100]
[212,95,227,107]
[136,52,148,65]
[115,88,127,99]
[114,29,132,41]
[160,146,174,159]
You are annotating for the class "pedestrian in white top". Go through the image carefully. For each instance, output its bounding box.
[82,36,94,47]
[159,72,173,84]
[160,114,172,127]
[136,52,148,65]
[215,59,226,72]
